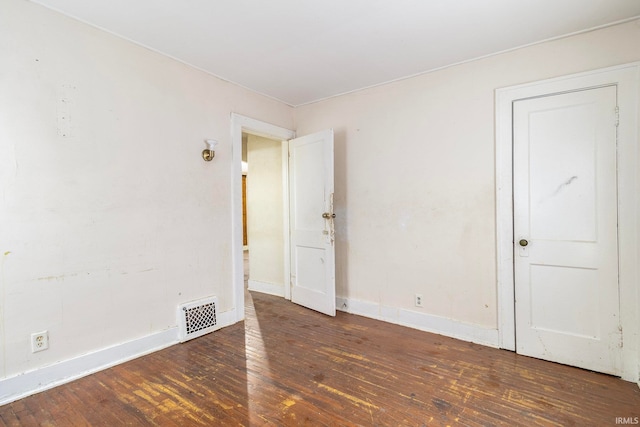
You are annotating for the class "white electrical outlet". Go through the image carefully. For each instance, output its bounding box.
[415,294,423,307]
[31,331,49,353]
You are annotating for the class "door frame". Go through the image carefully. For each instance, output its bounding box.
[231,113,295,321]
[495,63,640,382]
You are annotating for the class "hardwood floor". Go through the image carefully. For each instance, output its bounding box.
[1,290,639,426]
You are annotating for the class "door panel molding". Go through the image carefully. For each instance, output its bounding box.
[495,63,640,381]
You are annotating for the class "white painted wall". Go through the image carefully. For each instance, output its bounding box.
[246,135,285,295]
[2,0,639,402]
[294,20,640,336]
[0,0,292,393]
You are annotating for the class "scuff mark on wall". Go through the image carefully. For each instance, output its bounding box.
[120,268,155,275]
[37,273,79,282]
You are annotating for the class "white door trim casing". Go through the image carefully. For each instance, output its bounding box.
[495,63,640,382]
[230,113,295,322]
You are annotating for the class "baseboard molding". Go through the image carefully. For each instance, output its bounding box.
[0,310,238,406]
[248,279,285,297]
[336,297,500,348]
[217,309,237,331]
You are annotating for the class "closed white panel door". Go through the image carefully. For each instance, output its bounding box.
[289,129,335,316]
[513,86,621,375]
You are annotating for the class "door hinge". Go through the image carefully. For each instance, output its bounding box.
[615,106,620,127]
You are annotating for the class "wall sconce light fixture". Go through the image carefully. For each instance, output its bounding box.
[202,139,218,161]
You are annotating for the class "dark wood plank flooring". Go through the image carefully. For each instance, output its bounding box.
[1,290,639,426]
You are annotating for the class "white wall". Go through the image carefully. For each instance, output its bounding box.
[0,0,292,397]
[246,135,285,295]
[294,20,640,336]
[2,0,639,402]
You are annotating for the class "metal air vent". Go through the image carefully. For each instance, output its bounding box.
[178,297,219,342]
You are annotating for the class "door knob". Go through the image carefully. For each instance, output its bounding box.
[519,239,529,247]
[322,212,336,219]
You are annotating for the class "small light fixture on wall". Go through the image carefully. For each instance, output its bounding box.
[202,139,218,161]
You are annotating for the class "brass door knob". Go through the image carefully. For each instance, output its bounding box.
[519,239,529,247]
[322,213,336,219]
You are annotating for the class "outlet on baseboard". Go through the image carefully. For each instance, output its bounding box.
[415,294,424,308]
[31,331,49,353]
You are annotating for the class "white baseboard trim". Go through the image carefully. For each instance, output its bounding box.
[336,297,500,348]
[248,279,285,297]
[0,310,239,406]
[217,309,237,330]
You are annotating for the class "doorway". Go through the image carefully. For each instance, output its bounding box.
[242,132,287,298]
[231,115,296,323]
[495,63,640,381]
[231,114,337,322]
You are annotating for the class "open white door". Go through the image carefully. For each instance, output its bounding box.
[289,129,335,316]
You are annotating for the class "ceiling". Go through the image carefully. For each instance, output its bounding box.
[29,0,640,106]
